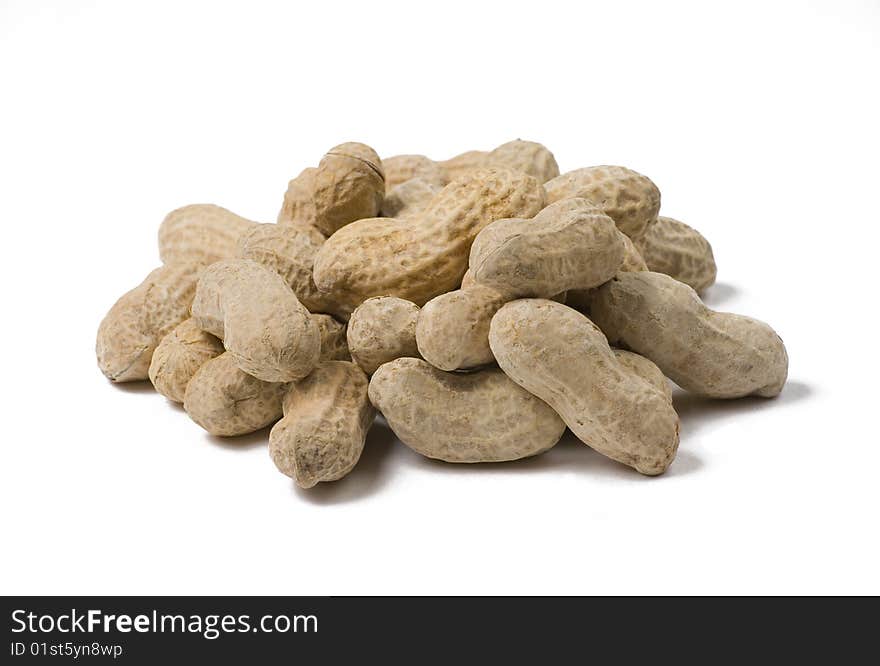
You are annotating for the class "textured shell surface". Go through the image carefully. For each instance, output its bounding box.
[183,352,286,437]
[190,259,320,383]
[544,166,661,240]
[469,198,625,298]
[380,177,441,218]
[312,167,545,309]
[368,358,565,463]
[437,149,488,182]
[158,204,259,265]
[96,262,204,382]
[148,318,224,402]
[269,361,375,488]
[488,298,680,475]
[312,142,385,236]
[237,222,349,319]
[277,167,319,228]
[382,154,447,191]
[590,272,788,398]
[486,139,560,183]
[313,314,350,361]
[612,349,672,404]
[565,229,648,313]
[634,216,717,292]
[346,296,421,375]
[416,285,507,371]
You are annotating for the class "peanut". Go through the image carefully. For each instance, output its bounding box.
[313,142,385,235]
[438,140,559,183]
[313,167,545,309]
[368,358,565,463]
[416,285,506,371]
[489,298,680,475]
[158,204,259,265]
[633,216,717,292]
[416,282,570,372]
[460,269,477,289]
[148,318,224,402]
[191,259,320,383]
[469,198,625,298]
[99,137,791,488]
[590,272,788,398]
[544,166,661,239]
[380,177,441,219]
[184,352,285,436]
[314,314,350,361]
[438,149,488,182]
[565,230,648,313]
[346,296,421,375]
[382,154,447,191]
[96,262,204,382]
[269,361,375,488]
[277,167,319,230]
[237,222,350,319]
[278,143,385,236]
[486,139,559,183]
[612,349,672,404]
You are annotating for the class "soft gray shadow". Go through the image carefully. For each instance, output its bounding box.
[673,380,813,438]
[108,379,155,394]
[295,420,398,504]
[701,281,740,308]
[400,429,702,481]
[206,425,272,450]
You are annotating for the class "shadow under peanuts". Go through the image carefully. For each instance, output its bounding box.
[294,419,399,505]
[700,281,740,308]
[673,379,813,438]
[206,425,272,450]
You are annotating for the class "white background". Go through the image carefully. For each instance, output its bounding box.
[1,0,878,595]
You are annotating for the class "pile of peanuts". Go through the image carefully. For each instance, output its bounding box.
[96,140,788,486]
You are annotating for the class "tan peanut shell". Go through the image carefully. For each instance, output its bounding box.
[237,223,350,319]
[634,216,717,292]
[416,285,507,371]
[438,149,488,182]
[346,296,421,375]
[544,166,661,239]
[486,139,559,183]
[148,318,224,402]
[437,140,558,183]
[314,314,350,361]
[368,358,566,463]
[489,299,680,475]
[460,269,477,289]
[191,259,320,383]
[565,231,648,312]
[612,349,672,404]
[417,283,568,372]
[380,178,441,218]
[382,154,447,191]
[277,167,320,229]
[591,272,788,398]
[312,142,385,236]
[158,204,258,265]
[184,352,286,436]
[96,262,204,382]
[313,167,545,309]
[469,198,625,298]
[269,361,375,488]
